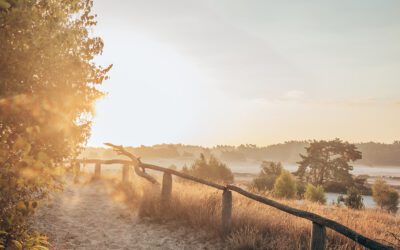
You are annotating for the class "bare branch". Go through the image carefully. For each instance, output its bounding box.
[104,143,139,163]
[104,143,159,185]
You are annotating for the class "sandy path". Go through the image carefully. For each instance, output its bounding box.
[34,180,221,250]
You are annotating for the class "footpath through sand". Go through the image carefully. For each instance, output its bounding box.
[34,180,221,250]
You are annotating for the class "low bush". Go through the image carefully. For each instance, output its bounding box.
[273,170,297,199]
[252,175,276,192]
[122,178,400,249]
[182,154,234,183]
[251,161,283,192]
[296,181,309,198]
[338,187,364,210]
[304,184,326,204]
[372,179,399,213]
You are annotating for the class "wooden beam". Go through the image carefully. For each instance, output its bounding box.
[226,185,393,250]
[72,159,225,189]
[140,163,225,190]
[69,156,392,250]
[73,159,131,165]
[104,143,159,185]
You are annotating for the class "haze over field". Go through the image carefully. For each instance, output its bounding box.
[89,0,400,147]
[2,1,400,249]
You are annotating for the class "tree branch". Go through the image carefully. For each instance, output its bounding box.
[104,143,159,184]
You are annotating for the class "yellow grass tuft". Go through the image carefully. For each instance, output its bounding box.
[109,174,399,249]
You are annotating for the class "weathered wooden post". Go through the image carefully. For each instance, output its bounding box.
[311,222,326,250]
[161,172,172,208]
[94,163,101,180]
[221,189,232,236]
[73,162,80,183]
[122,164,130,183]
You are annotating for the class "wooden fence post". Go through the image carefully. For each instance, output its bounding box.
[161,172,172,208]
[122,164,130,183]
[94,163,101,180]
[221,189,232,236]
[73,162,80,183]
[311,222,326,250]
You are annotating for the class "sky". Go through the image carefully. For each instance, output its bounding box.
[88,0,400,147]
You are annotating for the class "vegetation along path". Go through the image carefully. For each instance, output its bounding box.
[34,180,221,250]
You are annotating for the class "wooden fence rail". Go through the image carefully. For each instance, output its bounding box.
[71,158,394,250]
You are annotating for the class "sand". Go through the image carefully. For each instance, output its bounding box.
[34,180,222,250]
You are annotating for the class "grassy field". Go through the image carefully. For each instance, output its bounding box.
[96,172,400,250]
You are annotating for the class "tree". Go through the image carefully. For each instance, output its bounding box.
[295,139,361,188]
[372,179,399,213]
[0,0,110,247]
[251,161,282,192]
[304,184,326,204]
[273,170,297,199]
[182,154,234,183]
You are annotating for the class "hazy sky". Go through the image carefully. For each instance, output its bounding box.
[88,0,400,146]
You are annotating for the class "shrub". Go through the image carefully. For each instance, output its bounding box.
[338,187,364,209]
[273,170,297,199]
[252,176,276,192]
[251,161,282,192]
[304,184,326,204]
[125,179,400,249]
[259,161,283,176]
[0,0,109,247]
[372,179,399,213]
[296,181,306,198]
[182,154,234,183]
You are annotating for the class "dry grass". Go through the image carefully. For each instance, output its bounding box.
[102,173,400,249]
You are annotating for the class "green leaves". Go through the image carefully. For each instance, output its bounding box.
[0,0,10,10]
[372,179,399,213]
[296,139,361,187]
[0,0,109,248]
[304,183,326,204]
[184,154,234,183]
[273,170,297,199]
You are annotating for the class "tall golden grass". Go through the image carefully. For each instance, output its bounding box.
[96,172,400,249]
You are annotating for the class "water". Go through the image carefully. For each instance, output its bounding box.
[80,160,397,209]
[80,159,400,186]
[325,193,376,208]
[227,161,400,177]
[225,161,400,187]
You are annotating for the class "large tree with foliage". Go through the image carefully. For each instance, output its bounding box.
[0,0,110,248]
[295,139,361,187]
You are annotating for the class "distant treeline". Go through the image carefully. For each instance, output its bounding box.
[81,141,400,166]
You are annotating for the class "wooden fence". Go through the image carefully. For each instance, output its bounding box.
[71,158,394,250]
